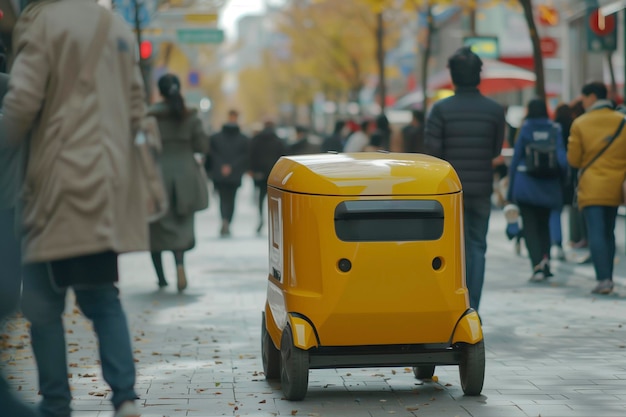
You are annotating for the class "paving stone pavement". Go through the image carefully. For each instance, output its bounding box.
[3,177,626,417]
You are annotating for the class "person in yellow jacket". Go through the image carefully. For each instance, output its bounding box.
[568,82,626,295]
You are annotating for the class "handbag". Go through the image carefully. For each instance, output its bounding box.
[134,116,168,222]
[174,156,208,215]
[192,160,209,212]
[573,116,626,207]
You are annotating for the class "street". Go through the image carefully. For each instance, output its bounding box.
[3,176,626,417]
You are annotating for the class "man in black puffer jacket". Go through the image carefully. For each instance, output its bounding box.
[425,47,505,312]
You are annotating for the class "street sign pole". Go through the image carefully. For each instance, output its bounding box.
[133,0,151,102]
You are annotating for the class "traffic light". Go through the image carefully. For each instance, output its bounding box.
[139,40,152,60]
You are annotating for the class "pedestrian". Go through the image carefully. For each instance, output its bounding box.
[364,129,385,152]
[249,120,285,234]
[287,125,320,155]
[507,98,567,281]
[343,120,370,152]
[373,113,392,151]
[491,134,509,209]
[0,69,39,417]
[424,46,505,311]
[148,74,209,291]
[401,110,425,153]
[321,119,345,153]
[549,103,575,261]
[209,110,250,237]
[2,2,147,416]
[567,100,588,250]
[567,81,626,295]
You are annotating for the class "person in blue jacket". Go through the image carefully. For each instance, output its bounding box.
[507,98,568,281]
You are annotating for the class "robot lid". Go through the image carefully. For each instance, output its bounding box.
[268,152,462,196]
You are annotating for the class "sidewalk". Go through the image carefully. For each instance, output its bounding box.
[3,177,626,417]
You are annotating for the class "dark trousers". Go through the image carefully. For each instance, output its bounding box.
[569,205,587,243]
[215,183,239,223]
[0,207,37,417]
[0,208,21,317]
[254,179,268,219]
[519,204,552,269]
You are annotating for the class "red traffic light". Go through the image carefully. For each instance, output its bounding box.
[139,40,152,60]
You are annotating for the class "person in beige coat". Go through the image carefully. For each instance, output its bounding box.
[568,82,626,295]
[2,1,146,416]
[149,74,209,291]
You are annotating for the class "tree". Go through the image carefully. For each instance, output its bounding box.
[244,0,547,120]
[268,0,407,118]
[285,0,408,113]
[237,57,281,125]
[361,0,547,107]
[518,0,546,100]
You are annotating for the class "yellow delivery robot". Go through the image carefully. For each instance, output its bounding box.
[261,152,484,401]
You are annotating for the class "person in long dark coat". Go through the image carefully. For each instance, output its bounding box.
[249,121,285,233]
[209,110,250,236]
[401,110,425,153]
[321,120,345,153]
[149,74,209,291]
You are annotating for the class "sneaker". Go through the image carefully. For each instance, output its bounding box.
[114,401,140,417]
[591,279,614,295]
[543,263,554,279]
[570,239,588,249]
[220,220,231,237]
[529,270,545,282]
[577,252,592,264]
[550,245,566,261]
[503,204,520,223]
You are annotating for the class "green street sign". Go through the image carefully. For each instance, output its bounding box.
[177,28,225,44]
[463,36,499,60]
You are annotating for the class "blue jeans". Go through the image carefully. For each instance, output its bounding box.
[21,263,138,417]
[583,206,618,282]
[463,197,492,311]
[549,208,563,246]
